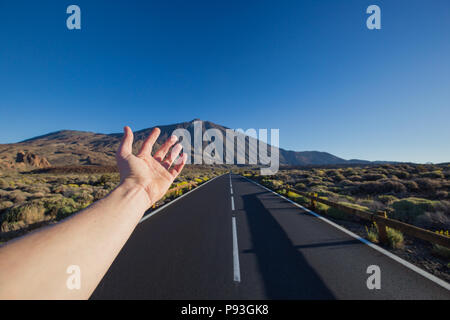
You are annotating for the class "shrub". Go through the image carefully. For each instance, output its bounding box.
[414,178,441,192]
[316,202,330,212]
[444,170,450,179]
[402,180,419,192]
[436,190,448,199]
[391,170,410,179]
[285,191,304,204]
[265,179,283,189]
[362,173,387,181]
[72,191,94,207]
[294,183,306,190]
[391,197,437,224]
[343,168,357,177]
[378,195,398,205]
[22,185,51,194]
[93,188,110,201]
[2,203,46,225]
[96,174,117,185]
[348,175,362,182]
[415,203,450,229]
[366,224,378,243]
[332,174,345,182]
[357,180,406,194]
[431,244,450,259]
[420,170,444,179]
[287,191,300,199]
[314,169,326,177]
[1,220,26,232]
[30,192,46,199]
[386,227,404,249]
[338,179,354,187]
[0,201,14,210]
[0,189,8,198]
[0,178,9,189]
[356,199,384,212]
[42,197,82,221]
[8,190,30,203]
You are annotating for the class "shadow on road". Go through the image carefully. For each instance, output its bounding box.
[242,193,335,299]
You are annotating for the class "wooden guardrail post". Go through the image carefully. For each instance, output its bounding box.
[310,193,318,211]
[375,211,388,245]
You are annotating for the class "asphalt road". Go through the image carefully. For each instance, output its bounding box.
[91,173,450,300]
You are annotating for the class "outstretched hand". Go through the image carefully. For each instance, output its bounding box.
[116,126,187,208]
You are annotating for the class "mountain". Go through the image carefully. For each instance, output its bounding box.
[0,119,384,171]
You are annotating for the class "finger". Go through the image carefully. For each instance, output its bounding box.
[153,135,178,162]
[117,126,134,158]
[161,143,183,169]
[169,153,188,178]
[138,127,160,157]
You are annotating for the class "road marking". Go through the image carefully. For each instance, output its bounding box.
[231,196,235,211]
[232,216,241,283]
[230,175,234,195]
[242,176,450,292]
[139,174,225,224]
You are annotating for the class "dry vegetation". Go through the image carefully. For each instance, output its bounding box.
[0,165,226,242]
[242,163,450,231]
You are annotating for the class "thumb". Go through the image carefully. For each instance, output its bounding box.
[117,126,134,158]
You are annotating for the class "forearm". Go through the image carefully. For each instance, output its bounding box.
[0,182,150,300]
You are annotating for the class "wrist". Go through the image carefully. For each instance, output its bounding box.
[117,180,152,211]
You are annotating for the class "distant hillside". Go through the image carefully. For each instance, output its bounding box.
[0,119,392,171]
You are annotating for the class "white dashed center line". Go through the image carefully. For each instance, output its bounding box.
[230,173,241,283]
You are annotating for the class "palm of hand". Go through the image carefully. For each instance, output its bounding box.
[116,127,187,207]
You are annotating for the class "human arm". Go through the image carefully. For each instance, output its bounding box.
[0,126,187,300]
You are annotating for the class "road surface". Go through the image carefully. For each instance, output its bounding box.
[91,173,450,299]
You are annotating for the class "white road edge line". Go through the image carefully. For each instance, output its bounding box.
[139,174,225,224]
[232,216,241,283]
[242,176,450,292]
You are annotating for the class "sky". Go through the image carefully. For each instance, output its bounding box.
[0,0,449,163]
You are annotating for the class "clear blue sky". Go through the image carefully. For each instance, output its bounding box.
[1,0,449,163]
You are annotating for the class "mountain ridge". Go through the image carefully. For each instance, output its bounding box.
[0,119,396,171]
